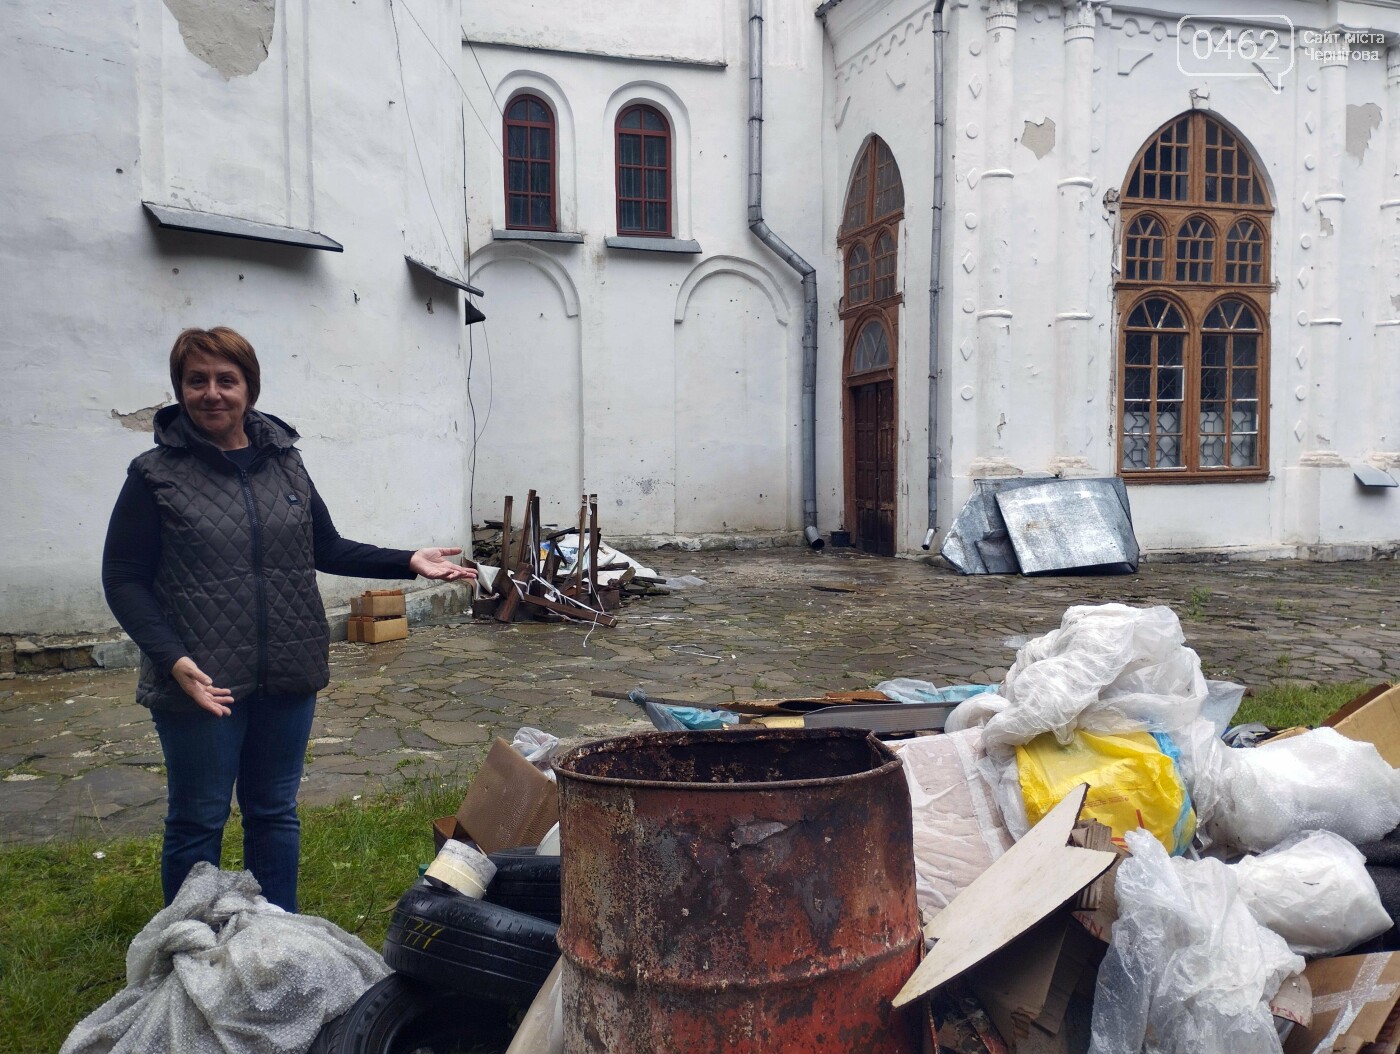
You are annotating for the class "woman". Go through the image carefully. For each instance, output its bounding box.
[102,327,475,912]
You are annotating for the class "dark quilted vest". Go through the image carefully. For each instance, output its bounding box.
[132,407,329,710]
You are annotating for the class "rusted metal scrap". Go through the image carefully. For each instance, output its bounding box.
[554,728,925,1053]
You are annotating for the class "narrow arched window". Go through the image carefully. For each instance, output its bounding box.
[1124,216,1166,281]
[872,231,897,300]
[504,94,556,231]
[615,104,670,236]
[1117,112,1272,480]
[846,243,871,306]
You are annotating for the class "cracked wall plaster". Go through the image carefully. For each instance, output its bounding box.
[1021,117,1056,159]
[111,401,171,432]
[162,0,274,79]
[1346,103,1382,161]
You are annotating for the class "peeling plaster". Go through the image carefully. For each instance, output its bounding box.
[162,0,274,79]
[1320,210,1335,237]
[1020,117,1056,160]
[1346,103,1382,161]
[111,401,171,432]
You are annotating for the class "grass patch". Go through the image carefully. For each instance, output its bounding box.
[0,772,470,1054]
[1234,679,1385,729]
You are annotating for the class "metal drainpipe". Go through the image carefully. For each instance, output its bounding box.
[922,0,947,550]
[748,0,824,551]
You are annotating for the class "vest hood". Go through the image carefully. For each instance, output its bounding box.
[152,405,301,460]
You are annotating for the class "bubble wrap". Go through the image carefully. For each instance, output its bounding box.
[60,862,389,1054]
[1178,721,1400,853]
[1088,830,1303,1054]
[980,604,1208,755]
[1233,830,1392,957]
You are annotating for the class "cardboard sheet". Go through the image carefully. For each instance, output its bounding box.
[893,786,1116,1008]
[1283,953,1400,1054]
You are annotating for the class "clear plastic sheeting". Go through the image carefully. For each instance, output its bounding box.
[980,604,1208,753]
[1177,722,1400,854]
[1088,830,1304,1054]
[1233,831,1392,957]
[874,679,997,706]
[61,863,389,1054]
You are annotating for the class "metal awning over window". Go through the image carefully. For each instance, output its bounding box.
[405,256,486,325]
[143,202,343,251]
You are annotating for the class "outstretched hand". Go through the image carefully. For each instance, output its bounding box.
[171,656,234,717]
[409,547,478,582]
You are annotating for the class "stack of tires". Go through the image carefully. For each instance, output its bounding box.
[309,848,562,1054]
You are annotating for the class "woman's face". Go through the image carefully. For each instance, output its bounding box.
[181,349,250,448]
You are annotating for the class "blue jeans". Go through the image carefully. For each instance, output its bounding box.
[151,693,317,912]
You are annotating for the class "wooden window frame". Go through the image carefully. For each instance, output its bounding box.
[1116,112,1274,484]
[503,94,557,232]
[615,104,672,238]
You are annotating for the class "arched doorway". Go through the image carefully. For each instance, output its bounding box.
[840,137,903,555]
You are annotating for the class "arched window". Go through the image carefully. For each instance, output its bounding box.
[504,94,556,231]
[615,104,670,236]
[850,319,892,374]
[1117,112,1272,480]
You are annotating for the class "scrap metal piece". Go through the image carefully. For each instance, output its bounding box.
[994,478,1139,575]
[940,477,1055,574]
[1353,463,1398,488]
[803,701,955,733]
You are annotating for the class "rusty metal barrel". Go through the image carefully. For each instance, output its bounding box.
[553,727,924,1054]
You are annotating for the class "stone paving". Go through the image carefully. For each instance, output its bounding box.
[1,548,1396,845]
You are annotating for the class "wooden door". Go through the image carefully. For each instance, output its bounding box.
[852,379,896,556]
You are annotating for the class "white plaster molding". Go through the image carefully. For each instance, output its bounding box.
[491,70,579,234]
[601,81,693,241]
[1063,0,1098,40]
[1299,451,1348,467]
[673,256,791,326]
[987,0,1019,32]
[468,241,581,318]
[977,309,1014,319]
[833,6,937,85]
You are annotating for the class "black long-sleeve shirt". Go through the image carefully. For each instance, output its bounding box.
[102,451,414,673]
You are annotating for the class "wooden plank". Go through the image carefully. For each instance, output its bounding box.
[494,574,522,623]
[892,786,1115,1008]
[498,496,514,597]
[521,593,617,627]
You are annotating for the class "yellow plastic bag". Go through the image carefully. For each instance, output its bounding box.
[1016,729,1196,854]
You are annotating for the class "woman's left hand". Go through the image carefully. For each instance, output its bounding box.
[409,547,478,581]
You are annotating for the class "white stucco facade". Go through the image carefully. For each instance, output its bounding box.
[3,0,1399,641]
[2,0,474,636]
[823,0,1400,555]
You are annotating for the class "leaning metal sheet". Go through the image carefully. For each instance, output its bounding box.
[994,479,1139,575]
[940,477,1053,574]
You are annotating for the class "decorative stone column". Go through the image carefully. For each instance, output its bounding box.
[971,0,1020,475]
[1301,36,1347,468]
[1051,0,1097,475]
[1373,43,1400,467]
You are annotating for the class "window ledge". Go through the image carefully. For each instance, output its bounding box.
[604,235,702,255]
[492,228,584,244]
[1122,471,1272,485]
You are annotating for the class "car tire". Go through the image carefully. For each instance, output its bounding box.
[486,848,562,923]
[383,881,559,1005]
[307,973,512,1054]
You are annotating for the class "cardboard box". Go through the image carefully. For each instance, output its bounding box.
[1283,953,1400,1054]
[347,615,408,643]
[440,737,558,855]
[350,589,406,618]
[1325,683,1400,767]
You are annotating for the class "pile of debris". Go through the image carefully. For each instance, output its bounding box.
[470,491,665,629]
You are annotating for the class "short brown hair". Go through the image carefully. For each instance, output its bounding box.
[169,327,261,407]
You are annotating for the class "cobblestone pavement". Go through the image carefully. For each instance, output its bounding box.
[1,549,1396,844]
